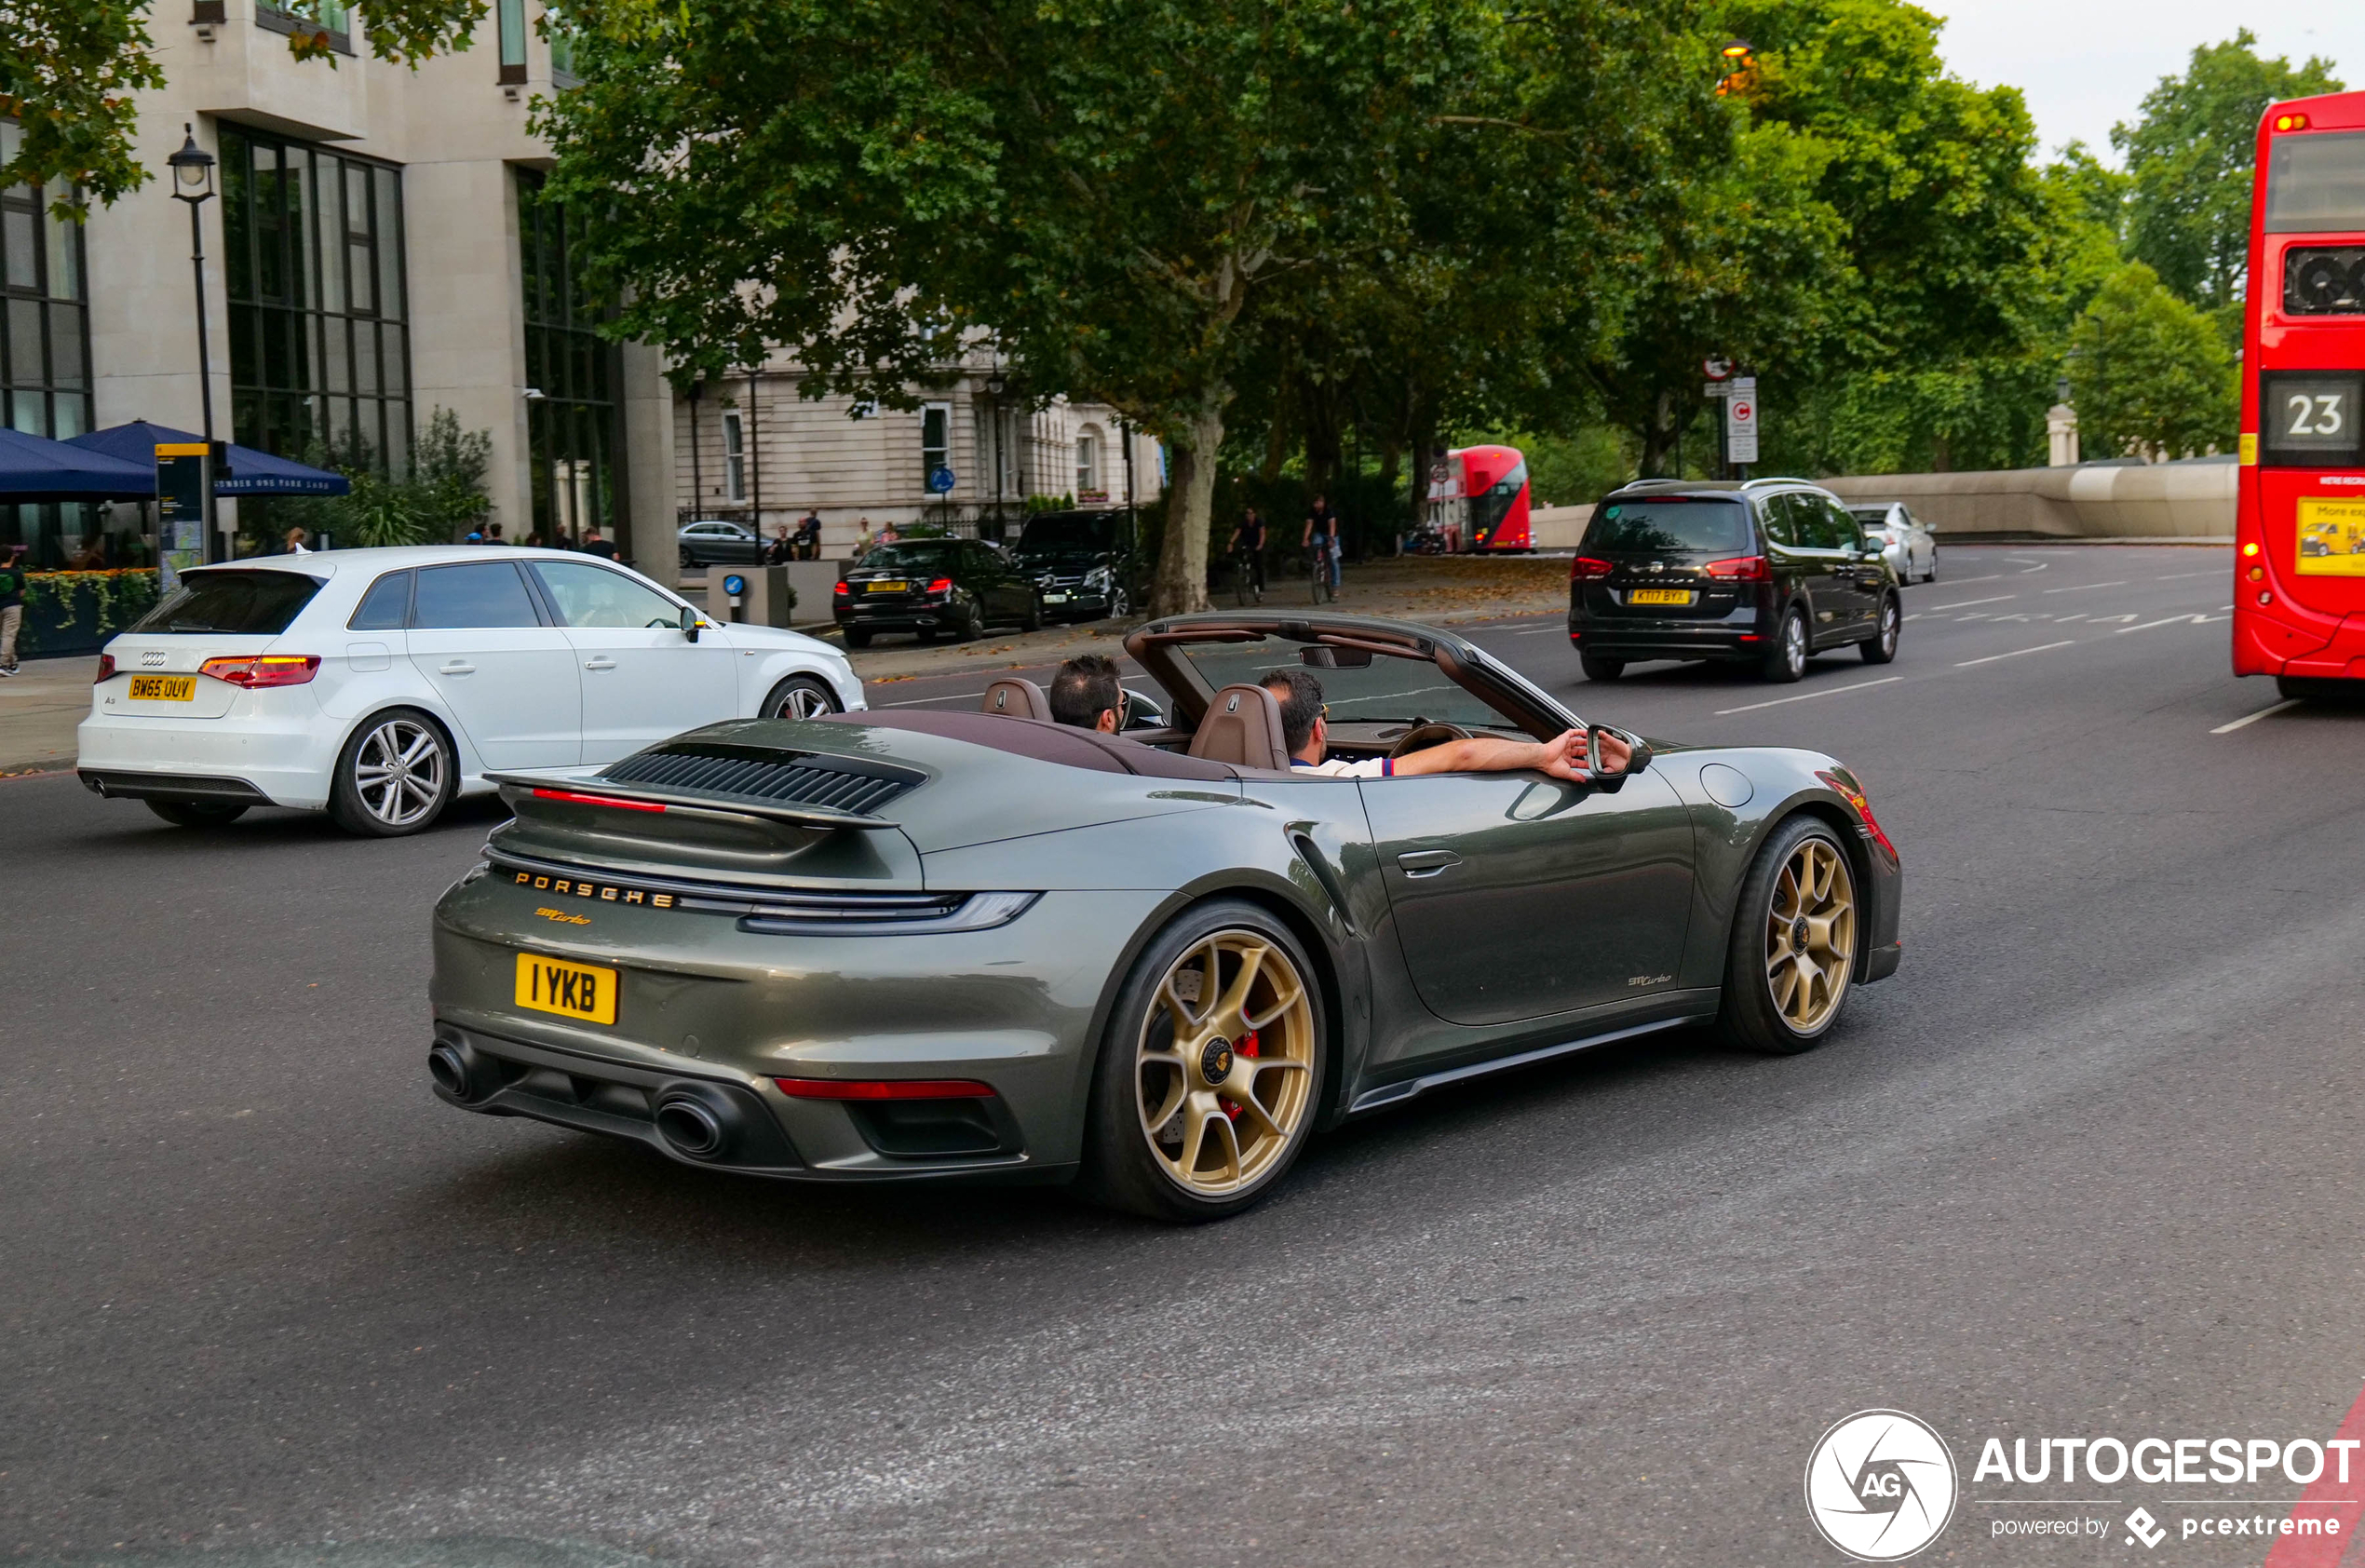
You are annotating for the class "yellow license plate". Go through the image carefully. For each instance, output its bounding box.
[127,674,196,701]
[1628,588,1694,605]
[513,952,618,1025]
[865,579,908,593]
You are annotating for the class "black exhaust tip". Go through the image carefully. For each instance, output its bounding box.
[428,1040,493,1103]
[653,1087,740,1161]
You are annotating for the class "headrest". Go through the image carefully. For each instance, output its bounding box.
[1188,683,1291,771]
[980,677,1053,723]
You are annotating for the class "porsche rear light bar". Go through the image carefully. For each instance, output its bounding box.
[772,1076,997,1101]
[530,787,669,813]
[1702,555,1771,581]
[199,654,321,687]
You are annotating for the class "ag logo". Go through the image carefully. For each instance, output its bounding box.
[1804,1410,1958,1561]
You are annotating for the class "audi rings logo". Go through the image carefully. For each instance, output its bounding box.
[1804,1410,1959,1561]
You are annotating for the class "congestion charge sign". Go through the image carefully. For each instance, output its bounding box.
[1726,376,1760,464]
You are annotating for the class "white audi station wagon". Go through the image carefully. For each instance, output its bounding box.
[76,547,865,835]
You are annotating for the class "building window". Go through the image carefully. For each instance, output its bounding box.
[1075,428,1101,500]
[495,0,527,83]
[721,409,746,501]
[547,3,580,83]
[219,124,411,480]
[921,402,951,491]
[256,2,355,56]
[517,167,619,545]
[0,119,107,570]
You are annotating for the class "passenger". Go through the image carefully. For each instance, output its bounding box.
[1048,654,1127,733]
[1259,668,1620,780]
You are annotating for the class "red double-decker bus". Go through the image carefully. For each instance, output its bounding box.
[2236,92,2365,694]
[1426,445,1533,551]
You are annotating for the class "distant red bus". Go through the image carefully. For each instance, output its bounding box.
[2235,91,2365,693]
[1426,445,1532,551]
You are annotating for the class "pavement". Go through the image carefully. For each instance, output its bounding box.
[0,654,99,777]
[9,545,2364,1567]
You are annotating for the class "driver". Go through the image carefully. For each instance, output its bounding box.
[1259,668,1624,780]
[1048,654,1127,733]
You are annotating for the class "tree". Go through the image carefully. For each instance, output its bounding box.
[2,0,496,213]
[2114,32,2342,334]
[270,406,493,546]
[2065,262,2237,461]
[540,0,1700,614]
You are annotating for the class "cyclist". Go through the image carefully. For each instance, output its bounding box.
[1224,507,1268,600]
[1304,493,1343,598]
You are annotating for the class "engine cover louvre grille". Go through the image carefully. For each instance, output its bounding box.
[600,745,917,817]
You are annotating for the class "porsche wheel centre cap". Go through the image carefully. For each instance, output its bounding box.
[1200,1039,1235,1083]
[1791,916,1809,951]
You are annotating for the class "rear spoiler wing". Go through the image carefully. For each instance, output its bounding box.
[486,771,902,832]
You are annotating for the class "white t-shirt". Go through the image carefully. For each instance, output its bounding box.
[1291,756,1394,778]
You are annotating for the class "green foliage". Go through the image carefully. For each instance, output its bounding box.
[412,406,495,539]
[2115,32,2342,331]
[272,407,493,547]
[20,569,159,648]
[2065,263,2237,461]
[1,0,488,208]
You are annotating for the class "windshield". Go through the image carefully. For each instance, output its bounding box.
[1018,516,1114,554]
[1175,639,1508,730]
[129,570,322,635]
[859,541,962,569]
[1583,498,1750,556]
[2266,130,2365,234]
[1848,507,1896,530]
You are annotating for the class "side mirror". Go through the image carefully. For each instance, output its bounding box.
[679,604,701,643]
[1586,723,1652,789]
[1122,691,1169,731]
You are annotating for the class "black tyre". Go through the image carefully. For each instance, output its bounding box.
[1761,607,1809,683]
[1717,816,1858,1055]
[1109,585,1132,618]
[1078,899,1328,1223]
[147,799,250,829]
[1859,594,1899,664]
[678,547,695,570]
[760,674,840,720]
[958,605,985,642]
[1020,595,1044,633]
[1580,653,1626,682]
[329,709,454,837]
[843,627,872,650]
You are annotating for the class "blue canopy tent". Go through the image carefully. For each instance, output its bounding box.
[67,420,351,496]
[0,426,157,503]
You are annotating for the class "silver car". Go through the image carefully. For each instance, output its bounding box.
[1847,503,1937,584]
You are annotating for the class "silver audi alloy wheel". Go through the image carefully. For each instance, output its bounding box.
[331,711,452,836]
[763,676,840,720]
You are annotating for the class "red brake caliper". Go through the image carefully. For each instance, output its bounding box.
[1223,1025,1260,1121]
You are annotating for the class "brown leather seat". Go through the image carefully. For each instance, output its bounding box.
[1188,683,1291,771]
[980,677,1053,723]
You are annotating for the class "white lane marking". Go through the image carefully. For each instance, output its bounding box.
[2212,699,2301,734]
[2007,558,2050,573]
[2088,614,2140,624]
[1510,626,1567,636]
[1955,640,2075,668]
[1714,676,1903,715]
[2115,613,2200,633]
[1926,594,2017,611]
[2053,613,2088,623]
[1990,614,2034,622]
[2041,579,2129,594]
[1919,573,2005,586]
[2156,571,2221,581]
[1903,613,1925,621]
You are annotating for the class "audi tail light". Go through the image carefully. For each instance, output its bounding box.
[94,655,115,683]
[1571,557,1614,581]
[199,655,321,688]
[1817,768,1897,860]
[1703,555,1771,581]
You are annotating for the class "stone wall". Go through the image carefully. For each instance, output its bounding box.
[1818,461,2235,540]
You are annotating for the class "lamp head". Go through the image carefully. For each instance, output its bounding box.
[168,124,215,203]
[1721,37,1754,61]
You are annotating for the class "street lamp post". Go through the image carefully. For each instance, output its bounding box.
[167,125,220,560]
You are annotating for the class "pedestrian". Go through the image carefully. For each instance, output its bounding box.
[765,525,793,564]
[581,525,618,561]
[855,517,876,557]
[0,544,24,676]
[486,521,505,545]
[796,507,822,561]
[878,520,901,547]
[1304,493,1342,593]
[465,530,484,545]
[284,525,311,555]
[523,529,546,548]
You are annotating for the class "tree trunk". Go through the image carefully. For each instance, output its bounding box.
[1151,401,1226,617]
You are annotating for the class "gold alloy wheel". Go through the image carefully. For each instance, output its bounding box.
[1137,930,1317,1196]
[1764,836,1856,1033]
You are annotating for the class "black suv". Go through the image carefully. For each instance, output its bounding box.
[1010,509,1135,622]
[1568,480,1901,683]
[832,537,1045,648]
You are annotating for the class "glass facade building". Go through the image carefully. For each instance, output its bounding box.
[517,168,618,545]
[0,121,115,568]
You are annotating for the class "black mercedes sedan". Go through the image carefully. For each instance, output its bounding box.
[832,537,1045,647]
[1568,479,1902,683]
[1012,509,1135,621]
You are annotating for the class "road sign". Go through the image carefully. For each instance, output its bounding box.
[926,466,956,494]
[1725,376,1759,464]
[1703,381,1731,399]
[1704,358,1735,381]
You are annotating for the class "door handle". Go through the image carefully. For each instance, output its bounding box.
[1397,850,1461,878]
[584,656,617,670]
[439,661,476,675]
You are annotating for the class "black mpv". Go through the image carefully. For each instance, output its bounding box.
[1567,480,1902,683]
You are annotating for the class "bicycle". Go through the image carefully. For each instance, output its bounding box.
[1307,535,1340,604]
[1232,544,1264,607]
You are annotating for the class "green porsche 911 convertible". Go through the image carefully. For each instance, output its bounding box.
[428,611,1900,1220]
